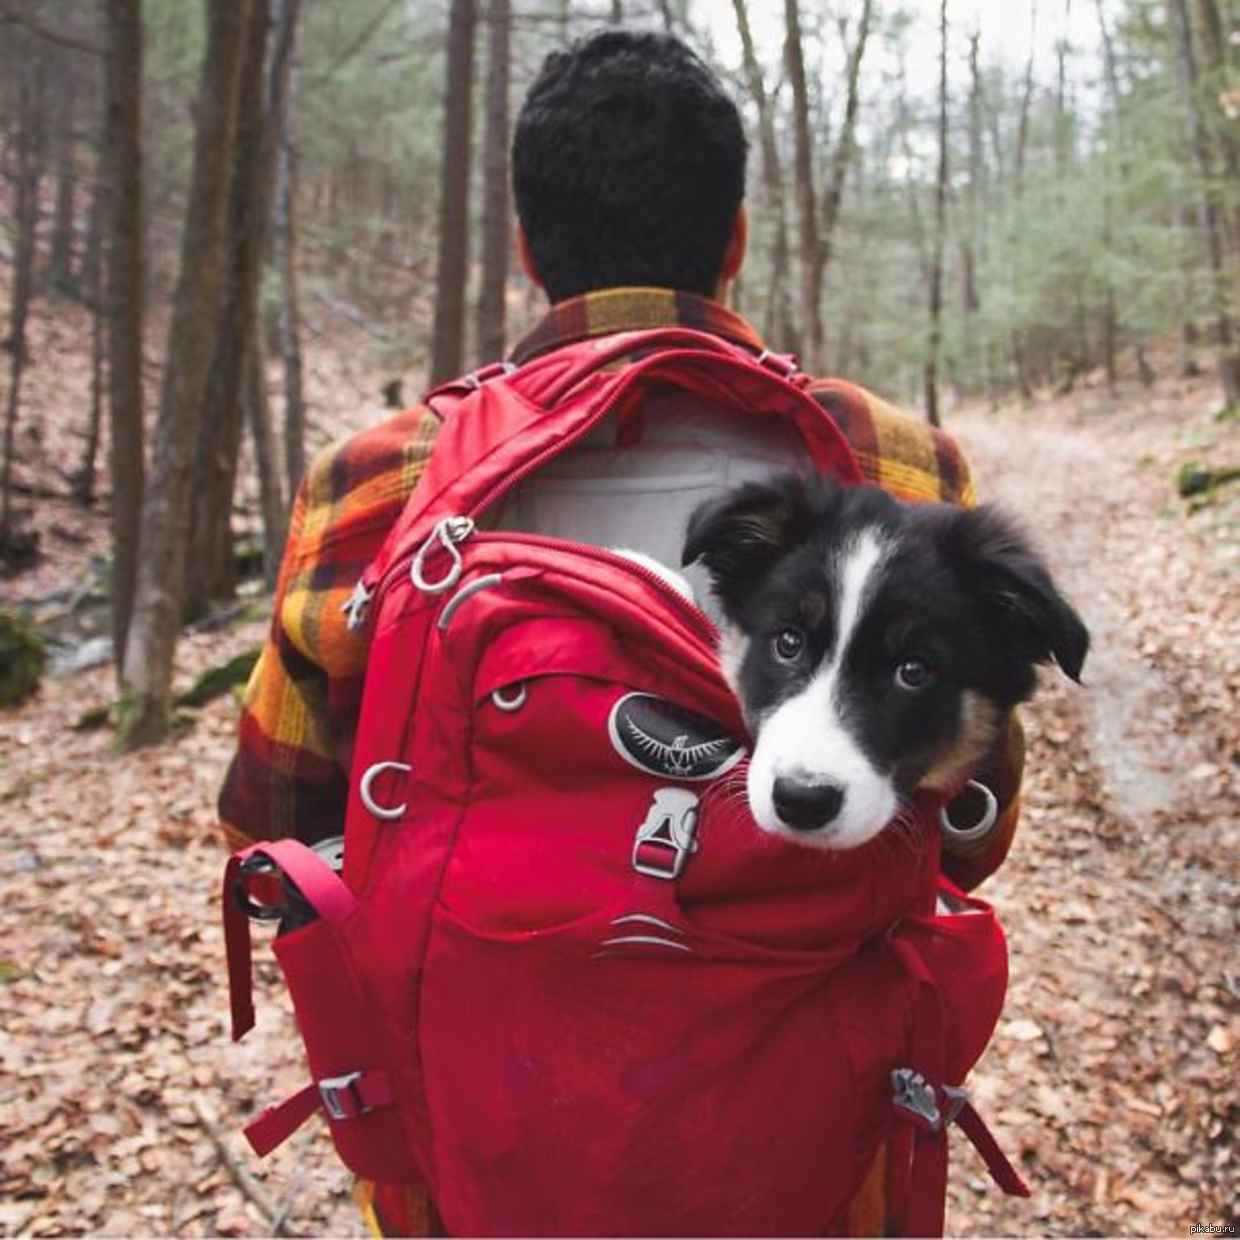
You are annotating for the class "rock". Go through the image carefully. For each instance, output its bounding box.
[47,634,113,678]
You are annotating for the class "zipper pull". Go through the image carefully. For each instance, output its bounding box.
[341,579,374,631]
[410,515,476,594]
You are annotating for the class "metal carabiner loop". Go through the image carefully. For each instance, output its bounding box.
[359,761,412,821]
[410,516,476,594]
[938,779,999,844]
[491,683,527,712]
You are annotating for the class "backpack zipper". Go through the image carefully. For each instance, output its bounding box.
[383,528,718,648]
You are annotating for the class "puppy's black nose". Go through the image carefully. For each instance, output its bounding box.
[772,778,845,831]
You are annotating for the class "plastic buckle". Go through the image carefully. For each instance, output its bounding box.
[892,1067,942,1132]
[462,361,517,390]
[319,1071,368,1121]
[631,789,700,880]
[942,1084,969,1126]
[632,837,689,880]
[755,348,799,378]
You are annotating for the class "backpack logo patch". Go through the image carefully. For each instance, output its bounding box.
[607,693,744,781]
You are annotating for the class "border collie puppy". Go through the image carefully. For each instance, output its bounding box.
[682,474,1089,851]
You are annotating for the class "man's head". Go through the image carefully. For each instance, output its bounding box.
[513,30,748,303]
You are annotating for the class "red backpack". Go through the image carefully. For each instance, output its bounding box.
[223,329,1029,1236]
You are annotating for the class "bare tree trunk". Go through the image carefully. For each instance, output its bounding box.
[272,0,306,498]
[610,0,622,21]
[0,51,47,556]
[1170,0,1240,406]
[1095,0,1122,389]
[819,0,873,279]
[475,0,511,364]
[74,249,106,505]
[429,0,476,386]
[924,0,948,427]
[103,0,145,673]
[185,0,272,620]
[961,29,984,397]
[732,0,794,349]
[785,0,871,373]
[785,0,822,372]
[276,67,306,496]
[246,325,285,587]
[80,127,106,297]
[48,70,78,292]
[1010,0,1038,401]
[1015,1,1038,195]
[1194,0,1240,248]
[118,0,254,749]
[896,68,930,287]
[1055,0,1074,176]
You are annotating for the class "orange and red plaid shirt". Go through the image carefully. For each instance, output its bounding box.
[219,287,1022,895]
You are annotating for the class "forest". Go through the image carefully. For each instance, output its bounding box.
[0,0,1237,1236]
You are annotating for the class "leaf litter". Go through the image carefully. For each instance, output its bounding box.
[1,342,1236,1237]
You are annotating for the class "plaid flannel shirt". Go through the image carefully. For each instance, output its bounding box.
[219,287,1023,894]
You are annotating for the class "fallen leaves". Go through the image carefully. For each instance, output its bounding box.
[1,329,1237,1237]
[944,383,1239,1235]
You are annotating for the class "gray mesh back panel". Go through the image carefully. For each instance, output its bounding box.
[490,393,808,624]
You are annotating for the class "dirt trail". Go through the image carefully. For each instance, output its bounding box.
[1,380,1236,1238]
[943,395,1238,1235]
[958,415,1196,818]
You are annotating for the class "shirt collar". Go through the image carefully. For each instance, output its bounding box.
[509,287,766,365]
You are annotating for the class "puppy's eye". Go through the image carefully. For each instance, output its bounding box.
[894,659,935,691]
[772,628,805,662]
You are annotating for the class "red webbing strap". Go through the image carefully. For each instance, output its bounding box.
[899,964,951,1238]
[223,840,359,1042]
[954,1101,1031,1198]
[223,854,258,1041]
[886,935,1029,1235]
[245,1082,320,1157]
[244,1070,396,1158]
[537,327,753,405]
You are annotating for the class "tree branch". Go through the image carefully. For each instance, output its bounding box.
[0,3,102,57]
[303,0,405,92]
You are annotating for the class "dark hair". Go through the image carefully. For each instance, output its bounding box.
[512,30,748,302]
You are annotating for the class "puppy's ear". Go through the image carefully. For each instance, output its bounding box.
[946,505,1089,683]
[682,474,820,610]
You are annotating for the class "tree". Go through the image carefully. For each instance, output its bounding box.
[47,67,79,292]
[0,41,47,565]
[118,0,255,749]
[1169,0,1240,406]
[1095,0,1123,389]
[429,0,477,386]
[476,0,512,365]
[1009,0,1039,400]
[272,0,307,499]
[924,0,949,427]
[733,0,795,351]
[185,0,273,619]
[785,0,873,373]
[102,0,144,667]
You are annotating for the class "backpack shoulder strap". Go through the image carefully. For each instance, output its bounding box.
[423,360,518,422]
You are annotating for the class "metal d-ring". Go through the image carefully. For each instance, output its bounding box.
[491,683,527,712]
[359,760,412,821]
[938,779,999,844]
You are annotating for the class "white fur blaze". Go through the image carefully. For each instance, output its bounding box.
[747,530,898,850]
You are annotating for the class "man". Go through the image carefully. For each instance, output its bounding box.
[220,30,1024,1236]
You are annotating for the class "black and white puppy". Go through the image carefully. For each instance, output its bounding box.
[681,473,1088,851]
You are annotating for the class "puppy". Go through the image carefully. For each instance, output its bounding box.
[681,473,1088,851]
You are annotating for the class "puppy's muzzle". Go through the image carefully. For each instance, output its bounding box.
[772,777,845,832]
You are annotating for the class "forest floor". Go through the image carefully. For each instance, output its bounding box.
[1,328,1237,1237]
